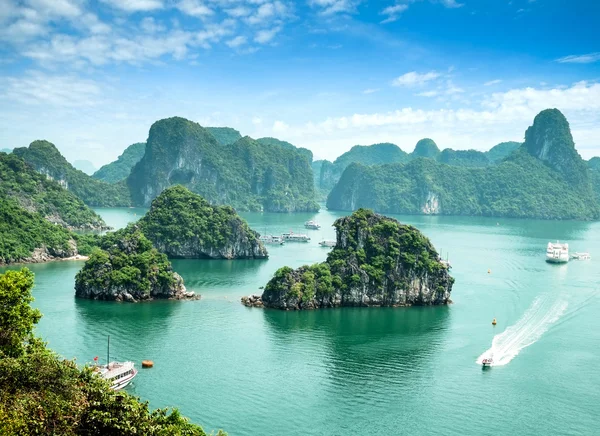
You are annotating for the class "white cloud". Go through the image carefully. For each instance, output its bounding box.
[246,1,289,26]
[556,52,600,64]
[439,0,463,8]
[225,6,252,18]
[363,88,380,94]
[392,71,440,87]
[26,0,83,18]
[380,4,408,23]
[417,90,439,97]
[2,71,103,107]
[252,116,263,125]
[100,0,164,12]
[176,0,213,17]
[484,79,502,86]
[140,17,165,33]
[254,26,281,44]
[226,35,247,48]
[308,0,359,15]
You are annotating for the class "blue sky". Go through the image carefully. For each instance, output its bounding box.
[1,0,599,166]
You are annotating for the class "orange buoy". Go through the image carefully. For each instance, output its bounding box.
[492,318,497,326]
[141,360,154,368]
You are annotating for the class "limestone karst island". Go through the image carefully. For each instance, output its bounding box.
[1,1,599,435]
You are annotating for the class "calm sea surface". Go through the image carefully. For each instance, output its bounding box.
[3,207,600,435]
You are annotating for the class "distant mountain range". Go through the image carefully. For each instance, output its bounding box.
[4,109,599,222]
[326,109,600,220]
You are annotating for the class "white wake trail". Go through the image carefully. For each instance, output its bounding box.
[476,296,568,366]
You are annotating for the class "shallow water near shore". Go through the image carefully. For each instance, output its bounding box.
[3,208,600,435]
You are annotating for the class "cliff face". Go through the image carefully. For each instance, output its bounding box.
[75,226,196,302]
[138,185,268,259]
[251,209,453,310]
[13,140,131,207]
[523,109,592,192]
[127,117,318,212]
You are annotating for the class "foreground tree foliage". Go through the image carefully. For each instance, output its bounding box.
[0,269,226,435]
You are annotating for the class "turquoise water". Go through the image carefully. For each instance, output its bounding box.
[3,208,600,435]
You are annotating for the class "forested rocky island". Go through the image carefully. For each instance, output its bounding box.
[93,142,146,183]
[326,109,600,220]
[75,226,195,302]
[138,186,268,259]
[127,117,319,212]
[243,209,453,310]
[0,152,109,264]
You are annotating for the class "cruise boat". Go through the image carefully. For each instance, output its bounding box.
[98,361,138,391]
[546,241,569,263]
[282,231,310,242]
[94,336,138,391]
[319,240,336,247]
[304,220,321,230]
[259,234,284,245]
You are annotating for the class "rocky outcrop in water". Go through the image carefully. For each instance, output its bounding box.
[245,209,454,310]
[75,226,197,302]
[138,186,268,259]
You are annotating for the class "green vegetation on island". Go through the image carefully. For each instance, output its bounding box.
[138,186,268,259]
[93,142,146,183]
[75,226,194,302]
[0,268,222,434]
[327,109,600,220]
[314,139,521,197]
[0,152,107,230]
[13,140,131,207]
[244,209,453,310]
[127,117,319,212]
[207,127,242,145]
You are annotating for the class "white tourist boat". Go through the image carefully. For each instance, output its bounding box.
[546,241,569,263]
[259,234,285,245]
[304,220,321,230]
[94,336,138,391]
[98,361,138,390]
[319,240,336,247]
[282,231,311,242]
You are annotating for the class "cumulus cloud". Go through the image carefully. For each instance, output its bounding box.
[254,26,281,44]
[175,0,213,17]
[392,71,441,87]
[226,35,247,48]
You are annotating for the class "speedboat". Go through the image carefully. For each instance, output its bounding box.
[481,356,493,367]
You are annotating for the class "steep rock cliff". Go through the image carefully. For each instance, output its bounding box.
[249,209,453,310]
[138,186,268,259]
[127,117,318,212]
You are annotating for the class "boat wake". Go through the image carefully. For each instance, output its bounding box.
[476,296,568,367]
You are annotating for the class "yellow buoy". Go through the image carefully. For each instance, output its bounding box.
[492,318,497,326]
[141,360,154,368]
